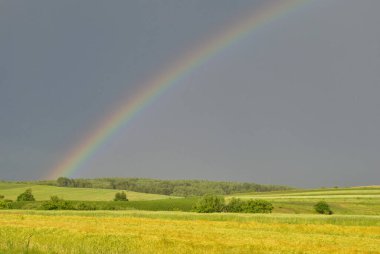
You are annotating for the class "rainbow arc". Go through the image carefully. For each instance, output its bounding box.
[48,0,309,179]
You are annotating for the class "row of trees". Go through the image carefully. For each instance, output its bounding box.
[56,177,291,196]
[193,195,274,213]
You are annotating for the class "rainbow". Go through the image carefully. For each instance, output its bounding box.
[47,0,309,179]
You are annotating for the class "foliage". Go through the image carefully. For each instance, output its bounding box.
[40,196,74,210]
[4,197,198,211]
[193,195,225,213]
[114,191,128,201]
[224,198,245,212]
[76,202,96,210]
[0,199,13,209]
[57,177,74,187]
[0,194,4,199]
[314,201,333,215]
[16,189,35,201]
[194,196,273,213]
[54,177,292,196]
[241,199,273,213]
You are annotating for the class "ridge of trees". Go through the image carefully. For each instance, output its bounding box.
[55,177,292,197]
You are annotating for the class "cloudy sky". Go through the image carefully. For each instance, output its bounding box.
[1,0,379,187]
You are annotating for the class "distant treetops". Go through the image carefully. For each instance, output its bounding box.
[55,177,292,196]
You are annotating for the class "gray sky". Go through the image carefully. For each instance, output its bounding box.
[1,0,379,187]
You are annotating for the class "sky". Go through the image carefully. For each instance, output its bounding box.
[1,0,379,187]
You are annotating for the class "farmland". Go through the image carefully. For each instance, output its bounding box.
[229,186,380,215]
[1,210,379,254]
[0,182,171,201]
[1,183,380,253]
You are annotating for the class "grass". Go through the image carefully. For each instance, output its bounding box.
[227,186,380,215]
[2,182,380,215]
[230,186,380,197]
[0,182,173,201]
[5,197,199,211]
[0,210,379,253]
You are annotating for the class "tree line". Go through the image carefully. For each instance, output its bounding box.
[56,177,291,196]
[193,195,274,213]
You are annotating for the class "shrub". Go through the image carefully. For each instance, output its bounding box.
[314,201,333,215]
[50,195,61,202]
[76,202,96,210]
[241,199,273,213]
[193,195,225,213]
[41,196,74,210]
[0,200,13,209]
[17,189,35,201]
[114,191,128,201]
[0,194,4,199]
[224,198,245,213]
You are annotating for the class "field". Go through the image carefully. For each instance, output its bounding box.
[229,186,380,215]
[1,184,380,253]
[0,182,171,201]
[0,210,379,254]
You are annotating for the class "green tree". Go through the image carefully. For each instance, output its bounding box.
[193,195,225,213]
[17,189,35,201]
[114,191,128,201]
[314,201,333,215]
[57,177,73,187]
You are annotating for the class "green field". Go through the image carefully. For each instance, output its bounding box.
[228,186,380,215]
[2,182,380,215]
[0,182,172,201]
[5,198,198,211]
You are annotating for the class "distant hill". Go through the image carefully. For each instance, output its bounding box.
[0,182,172,201]
[33,177,292,196]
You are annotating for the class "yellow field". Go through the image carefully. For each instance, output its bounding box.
[1,210,379,254]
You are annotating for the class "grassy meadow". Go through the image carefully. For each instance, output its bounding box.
[0,182,171,201]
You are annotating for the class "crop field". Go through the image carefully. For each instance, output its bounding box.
[0,182,172,201]
[1,184,380,253]
[228,186,380,215]
[0,210,379,254]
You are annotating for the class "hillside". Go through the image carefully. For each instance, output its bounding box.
[228,186,380,215]
[0,182,173,201]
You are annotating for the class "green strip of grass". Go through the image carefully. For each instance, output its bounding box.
[2,197,199,212]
